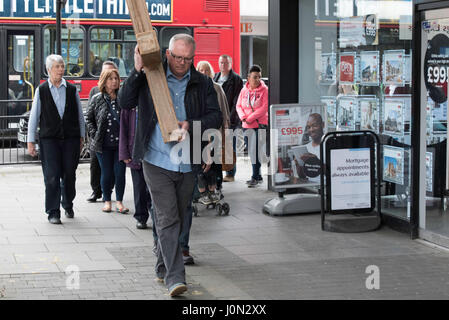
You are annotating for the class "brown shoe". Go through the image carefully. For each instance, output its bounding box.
[223,176,235,182]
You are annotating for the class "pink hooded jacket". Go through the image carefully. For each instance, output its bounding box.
[236,80,269,129]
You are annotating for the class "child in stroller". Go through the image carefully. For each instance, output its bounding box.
[193,163,230,216]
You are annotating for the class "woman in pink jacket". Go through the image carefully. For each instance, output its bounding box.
[236,65,269,188]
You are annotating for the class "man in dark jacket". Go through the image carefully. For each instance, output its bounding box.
[214,54,243,182]
[119,34,221,297]
[27,54,85,224]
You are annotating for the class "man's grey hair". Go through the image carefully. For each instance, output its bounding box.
[168,33,196,52]
[219,54,232,64]
[102,60,118,70]
[46,54,65,72]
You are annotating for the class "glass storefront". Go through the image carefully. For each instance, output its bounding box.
[420,8,449,239]
[297,0,414,222]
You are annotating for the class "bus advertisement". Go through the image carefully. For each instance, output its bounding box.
[0,0,240,143]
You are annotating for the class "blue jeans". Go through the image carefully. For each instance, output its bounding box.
[246,128,262,180]
[96,148,126,202]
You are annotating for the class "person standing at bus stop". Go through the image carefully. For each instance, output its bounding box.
[214,54,243,182]
[27,54,85,224]
[119,34,221,297]
[86,60,118,203]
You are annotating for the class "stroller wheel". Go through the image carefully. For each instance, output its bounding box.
[216,203,223,216]
[193,205,198,217]
[222,203,230,215]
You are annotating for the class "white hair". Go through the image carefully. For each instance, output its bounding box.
[45,54,65,72]
[168,33,196,52]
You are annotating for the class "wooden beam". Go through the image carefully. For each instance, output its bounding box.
[126,0,181,143]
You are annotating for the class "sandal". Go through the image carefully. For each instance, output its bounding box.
[102,202,112,213]
[116,207,129,214]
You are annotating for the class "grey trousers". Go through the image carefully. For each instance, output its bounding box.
[142,162,195,289]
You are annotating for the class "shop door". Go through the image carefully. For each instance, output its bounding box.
[419,7,449,239]
[0,27,39,142]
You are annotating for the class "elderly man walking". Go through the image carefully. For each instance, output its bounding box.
[27,54,85,224]
[119,34,221,297]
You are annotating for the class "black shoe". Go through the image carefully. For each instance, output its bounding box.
[48,216,62,224]
[65,208,74,219]
[86,192,102,202]
[247,178,259,188]
[182,251,195,265]
[136,221,148,229]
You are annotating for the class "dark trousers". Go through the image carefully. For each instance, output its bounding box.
[39,137,80,218]
[225,127,238,177]
[131,168,152,225]
[96,148,126,202]
[246,128,262,180]
[142,162,195,289]
[89,152,102,197]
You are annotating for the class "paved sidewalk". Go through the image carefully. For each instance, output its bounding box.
[1,157,449,300]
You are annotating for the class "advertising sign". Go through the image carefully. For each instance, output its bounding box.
[360,51,379,86]
[359,98,379,132]
[330,148,372,211]
[383,145,405,185]
[321,97,337,130]
[270,104,326,189]
[383,99,405,136]
[0,0,173,22]
[337,96,357,131]
[383,50,406,86]
[321,53,337,84]
[339,53,357,84]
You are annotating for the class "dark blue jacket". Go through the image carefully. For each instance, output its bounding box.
[118,62,222,171]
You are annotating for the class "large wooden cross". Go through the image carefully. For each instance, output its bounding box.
[126,0,181,143]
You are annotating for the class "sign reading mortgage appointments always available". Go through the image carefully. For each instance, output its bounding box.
[330,148,371,211]
[0,0,173,22]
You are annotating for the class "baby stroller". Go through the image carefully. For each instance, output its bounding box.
[192,163,230,217]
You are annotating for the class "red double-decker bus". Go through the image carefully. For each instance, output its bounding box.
[0,0,240,140]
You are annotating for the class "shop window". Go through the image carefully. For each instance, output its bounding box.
[298,0,413,221]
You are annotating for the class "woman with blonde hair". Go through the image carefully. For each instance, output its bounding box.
[86,69,129,213]
[196,60,231,204]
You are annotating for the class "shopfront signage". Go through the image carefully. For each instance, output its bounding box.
[270,103,326,189]
[0,0,173,22]
[424,32,449,104]
[330,148,371,211]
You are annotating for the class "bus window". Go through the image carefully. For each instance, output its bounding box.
[89,27,140,77]
[43,26,85,77]
[159,27,192,53]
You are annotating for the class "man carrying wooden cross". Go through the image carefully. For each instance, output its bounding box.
[119,34,222,297]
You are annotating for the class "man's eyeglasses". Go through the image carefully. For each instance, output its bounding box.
[170,51,194,64]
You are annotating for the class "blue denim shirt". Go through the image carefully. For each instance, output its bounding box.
[143,67,192,173]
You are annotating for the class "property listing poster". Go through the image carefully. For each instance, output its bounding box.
[270,104,326,189]
[321,53,337,83]
[383,145,405,185]
[383,50,406,86]
[383,99,405,135]
[337,97,357,130]
[359,98,379,131]
[360,51,380,85]
[426,152,433,193]
[339,53,357,84]
[330,148,372,211]
[321,97,337,130]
